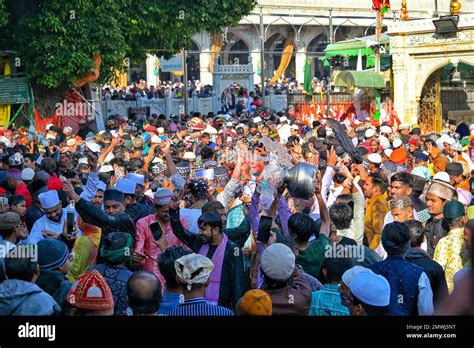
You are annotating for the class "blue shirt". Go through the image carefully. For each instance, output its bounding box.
[166,297,234,316]
[158,292,183,315]
[309,284,350,316]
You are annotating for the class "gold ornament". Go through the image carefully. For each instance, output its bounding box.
[401,0,409,21]
[450,0,462,15]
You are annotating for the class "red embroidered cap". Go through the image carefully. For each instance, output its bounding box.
[67,270,114,311]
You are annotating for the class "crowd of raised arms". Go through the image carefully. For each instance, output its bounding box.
[0,109,472,316]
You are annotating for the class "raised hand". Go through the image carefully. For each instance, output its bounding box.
[61,179,76,198]
[355,164,368,181]
[342,177,354,190]
[159,138,171,156]
[87,151,98,171]
[292,140,302,155]
[327,146,338,167]
[169,194,180,210]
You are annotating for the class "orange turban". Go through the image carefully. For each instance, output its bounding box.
[390,147,407,164]
[237,289,272,316]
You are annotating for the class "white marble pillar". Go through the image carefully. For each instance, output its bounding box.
[295,46,307,84]
[199,50,212,85]
[146,54,159,87]
[251,49,262,87]
[391,54,408,123]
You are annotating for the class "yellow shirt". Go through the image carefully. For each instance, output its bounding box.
[364,192,390,250]
[433,228,465,293]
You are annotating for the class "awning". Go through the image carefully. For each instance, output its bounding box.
[334,70,385,89]
[324,33,390,58]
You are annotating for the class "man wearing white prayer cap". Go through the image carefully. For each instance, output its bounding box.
[92,181,107,208]
[278,116,292,144]
[379,135,391,150]
[365,128,376,139]
[127,172,154,207]
[367,153,382,173]
[456,188,472,208]
[167,253,234,316]
[347,269,390,316]
[116,178,154,223]
[85,141,102,154]
[26,190,82,244]
[339,266,369,307]
[379,125,392,135]
[392,138,403,149]
[382,149,393,162]
[115,178,135,195]
[128,173,145,187]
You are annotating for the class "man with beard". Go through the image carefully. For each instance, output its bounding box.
[423,180,456,257]
[92,181,107,209]
[26,190,82,245]
[62,182,135,249]
[195,132,217,157]
[58,153,73,177]
[384,196,415,225]
[134,188,188,286]
[115,178,154,223]
[127,173,154,208]
[434,201,466,293]
[384,173,419,225]
[169,207,246,310]
[363,172,390,250]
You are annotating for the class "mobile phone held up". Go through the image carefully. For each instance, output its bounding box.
[257,215,273,244]
[66,211,75,237]
[150,222,164,241]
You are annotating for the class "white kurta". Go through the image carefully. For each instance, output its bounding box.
[26,206,82,244]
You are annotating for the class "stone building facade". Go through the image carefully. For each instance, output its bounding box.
[139,0,473,87]
[388,13,474,131]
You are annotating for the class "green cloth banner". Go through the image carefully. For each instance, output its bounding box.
[324,33,390,68]
[373,91,381,121]
[334,71,385,89]
[303,58,313,95]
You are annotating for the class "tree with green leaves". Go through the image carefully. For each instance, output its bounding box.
[0,0,7,27]
[0,0,255,117]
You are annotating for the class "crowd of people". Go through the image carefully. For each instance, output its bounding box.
[0,108,472,316]
[101,77,327,102]
[102,80,214,101]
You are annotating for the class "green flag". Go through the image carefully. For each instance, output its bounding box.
[303,58,313,95]
[373,93,381,121]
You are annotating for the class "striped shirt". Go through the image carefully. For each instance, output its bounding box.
[309,284,350,316]
[166,297,234,316]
